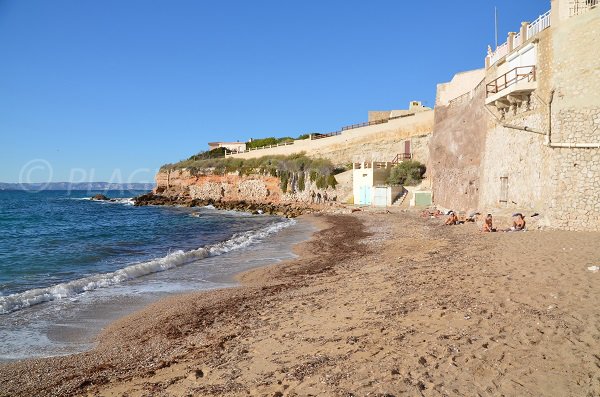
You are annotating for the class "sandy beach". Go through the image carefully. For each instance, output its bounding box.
[1,211,599,396]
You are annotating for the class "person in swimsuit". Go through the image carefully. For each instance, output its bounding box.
[512,213,526,231]
[482,214,496,232]
[444,211,459,225]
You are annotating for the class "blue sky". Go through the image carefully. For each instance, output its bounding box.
[0,0,550,183]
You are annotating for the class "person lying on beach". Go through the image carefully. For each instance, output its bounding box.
[511,213,526,231]
[466,211,480,222]
[421,209,442,218]
[444,211,459,225]
[482,214,496,232]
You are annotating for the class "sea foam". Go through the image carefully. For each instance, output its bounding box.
[0,218,295,314]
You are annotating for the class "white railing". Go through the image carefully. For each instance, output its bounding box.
[224,141,294,156]
[489,41,509,65]
[570,0,599,16]
[526,10,551,39]
[487,9,551,68]
[513,32,522,48]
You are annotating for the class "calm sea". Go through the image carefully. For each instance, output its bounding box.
[0,190,311,360]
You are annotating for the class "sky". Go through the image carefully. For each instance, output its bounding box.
[0,0,550,183]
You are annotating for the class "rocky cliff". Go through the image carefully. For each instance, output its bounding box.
[143,168,351,216]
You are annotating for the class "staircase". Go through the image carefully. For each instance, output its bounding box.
[391,188,409,206]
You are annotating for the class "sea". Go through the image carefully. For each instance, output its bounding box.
[0,190,313,361]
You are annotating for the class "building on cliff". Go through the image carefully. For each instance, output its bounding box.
[429,0,600,230]
[208,141,246,152]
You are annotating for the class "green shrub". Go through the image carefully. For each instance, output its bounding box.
[327,174,338,188]
[315,175,327,189]
[387,160,426,186]
[247,137,294,149]
[298,173,306,192]
[279,171,289,193]
[160,152,340,193]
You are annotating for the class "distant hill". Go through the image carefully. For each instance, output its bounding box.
[0,182,155,191]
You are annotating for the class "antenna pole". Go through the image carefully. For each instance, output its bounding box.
[494,6,498,48]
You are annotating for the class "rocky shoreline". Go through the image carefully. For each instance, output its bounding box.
[133,192,316,218]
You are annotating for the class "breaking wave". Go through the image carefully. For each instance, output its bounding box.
[0,218,295,314]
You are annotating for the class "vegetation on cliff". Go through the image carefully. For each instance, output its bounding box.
[387,160,426,186]
[161,152,343,192]
[246,134,310,149]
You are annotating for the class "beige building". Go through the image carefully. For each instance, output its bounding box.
[368,101,432,123]
[430,0,600,230]
[208,141,246,152]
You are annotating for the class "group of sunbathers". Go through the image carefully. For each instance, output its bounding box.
[426,209,527,232]
[480,212,526,232]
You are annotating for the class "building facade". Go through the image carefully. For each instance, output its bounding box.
[431,0,600,230]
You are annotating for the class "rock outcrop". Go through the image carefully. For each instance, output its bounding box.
[134,193,311,218]
[140,168,347,217]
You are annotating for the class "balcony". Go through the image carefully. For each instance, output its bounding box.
[486,10,550,68]
[485,66,536,109]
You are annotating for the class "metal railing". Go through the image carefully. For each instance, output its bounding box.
[341,118,387,131]
[570,0,598,16]
[353,153,412,170]
[340,112,416,132]
[391,153,412,164]
[312,131,341,140]
[486,66,536,97]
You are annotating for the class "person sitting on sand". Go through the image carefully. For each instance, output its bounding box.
[482,214,496,232]
[444,211,459,225]
[511,213,526,231]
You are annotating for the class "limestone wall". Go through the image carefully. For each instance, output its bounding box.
[545,7,600,230]
[429,80,489,212]
[454,5,600,230]
[226,111,434,165]
[368,111,391,122]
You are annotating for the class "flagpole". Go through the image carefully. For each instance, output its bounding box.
[495,6,498,48]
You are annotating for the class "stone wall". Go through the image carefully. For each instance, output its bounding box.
[368,111,391,122]
[432,6,600,230]
[227,111,434,165]
[545,7,600,230]
[429,80,489,211]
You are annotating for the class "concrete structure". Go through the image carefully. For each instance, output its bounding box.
[430,0,600,230]
[368,101,431,122]
[435,69,485,107]
[352,161,404,206]
[208,141,246,152]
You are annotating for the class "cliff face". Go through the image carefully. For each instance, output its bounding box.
[155,169,284,203]
[154,169,350,204]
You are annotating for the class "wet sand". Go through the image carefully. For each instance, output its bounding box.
[1,212,599,396]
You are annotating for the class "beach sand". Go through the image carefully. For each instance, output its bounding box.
[1,212,599,396]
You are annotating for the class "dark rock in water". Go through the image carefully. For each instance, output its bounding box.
[91,194,110,201]
[132,192,310,217]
